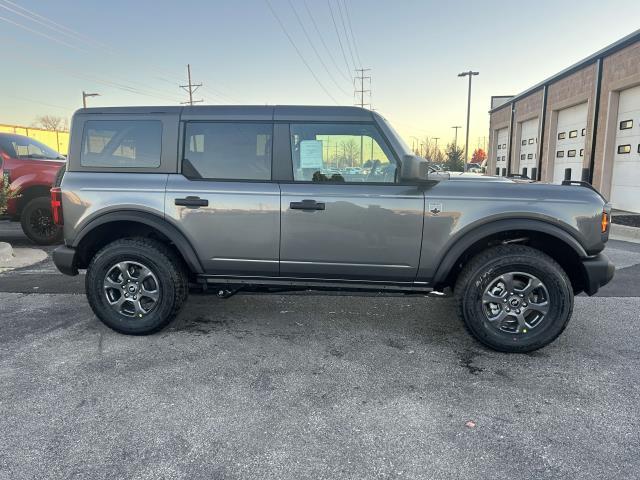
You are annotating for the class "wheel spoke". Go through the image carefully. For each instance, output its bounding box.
[103,276,121,290]
[137,266,153,282]
[515,312,528,333]
[487,309,509,323]
[140,287,159,302]
[526,301,549,315]
[483,291,505,304]
[520,277,543,296]
[134,299,149,316]
[117,262,134,282]
[500,273,515,292]
[108,294,126,308]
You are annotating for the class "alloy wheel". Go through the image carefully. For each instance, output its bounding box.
[103,261,161,318]
[481,271,550,334]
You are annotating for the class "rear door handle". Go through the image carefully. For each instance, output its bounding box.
[290,199,325,211]
[175,196,209,208]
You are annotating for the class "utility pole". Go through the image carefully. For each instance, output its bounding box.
[82,91,100,108]
[458,70,479,171]
[431,137,440,161]
[410,136,419,155]
[180,64,203,105]
[354,68,371,165]
[452,126,461,147]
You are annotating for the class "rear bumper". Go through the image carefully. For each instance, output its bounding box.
[52,245,78,276]
[581,253,615,296]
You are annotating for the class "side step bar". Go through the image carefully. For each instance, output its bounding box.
[196,275,434,294]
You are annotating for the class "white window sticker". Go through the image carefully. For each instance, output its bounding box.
[299,140,324,169]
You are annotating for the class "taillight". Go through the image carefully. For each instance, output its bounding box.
[51,187,63,225]
[601,210,609,233]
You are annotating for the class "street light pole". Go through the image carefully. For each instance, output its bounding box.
[82,91,100,108]
[458,70,479,171]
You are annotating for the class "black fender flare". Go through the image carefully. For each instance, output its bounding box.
[431,218,588,285]
[72,210,204,273]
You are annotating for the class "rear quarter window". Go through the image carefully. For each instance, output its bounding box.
[81,120,162,168]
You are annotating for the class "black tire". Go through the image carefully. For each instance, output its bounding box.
[455,245,574,353]
[20,196,63,245]
[85,237,189,335]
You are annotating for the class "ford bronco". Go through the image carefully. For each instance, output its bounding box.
[51,106,614,352]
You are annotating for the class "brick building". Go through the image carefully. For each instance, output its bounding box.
[488,29,640,213]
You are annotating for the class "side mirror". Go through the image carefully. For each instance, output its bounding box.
[399,155,429,182]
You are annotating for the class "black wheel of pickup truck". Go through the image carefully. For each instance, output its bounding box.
[85,238,188,335]
[455,244,574,353]
[20,196,63,245]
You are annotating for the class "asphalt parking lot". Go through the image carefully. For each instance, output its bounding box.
[1,221,640,479]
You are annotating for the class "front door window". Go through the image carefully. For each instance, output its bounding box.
[290,123,397,183]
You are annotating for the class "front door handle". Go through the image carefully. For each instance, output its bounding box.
[290,199,325,211]
[175,196,209,208]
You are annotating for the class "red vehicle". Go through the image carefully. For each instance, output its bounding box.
[0,133,65,244]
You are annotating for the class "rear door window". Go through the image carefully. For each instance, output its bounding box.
[182,122,272,181]
[81,120,162,168]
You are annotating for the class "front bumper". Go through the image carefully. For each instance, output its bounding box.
[52,245,78,276]
[581,252,615,296]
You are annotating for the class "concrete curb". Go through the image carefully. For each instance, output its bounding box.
[0,247,48,272]
[0,241,13,262]
[610,224,640,244]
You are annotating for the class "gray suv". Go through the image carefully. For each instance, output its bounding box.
[51,106,614,352]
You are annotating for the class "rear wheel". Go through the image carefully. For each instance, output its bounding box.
[455,245,574,353]
[20,196,62,245]
[85,238,188,335]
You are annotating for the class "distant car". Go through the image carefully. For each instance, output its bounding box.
[466,162,483,173]
[0,133,65,244]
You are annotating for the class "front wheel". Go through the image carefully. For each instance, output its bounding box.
[455,245,574,353]
[85,238,188,335]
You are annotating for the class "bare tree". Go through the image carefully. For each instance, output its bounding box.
[33,115,69,132]
[339,138,360,168]
[421,137,444,164]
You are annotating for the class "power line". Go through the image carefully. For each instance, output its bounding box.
[264,0,340,105]
[327,0,352,82]
[180,64,203,106]
[0,0,240,103]
[286,0,351,98]
[2,47,183,103]
[335,0,357,70]
[301,0,351,83]
[0,14,86,52]
[0,17,183,102]
[340,0,362,68]
[0,0,108,49]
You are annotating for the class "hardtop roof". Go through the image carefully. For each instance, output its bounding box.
[76,105,376,122]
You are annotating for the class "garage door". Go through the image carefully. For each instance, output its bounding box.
[553,103,587,183]
[610,85,640,213]
[495,128,508,176]
[518,118,538,178]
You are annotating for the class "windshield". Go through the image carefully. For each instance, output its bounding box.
[0,134,65,160]
[375,114,412,155]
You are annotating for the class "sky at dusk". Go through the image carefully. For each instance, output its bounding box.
[1,0,639,151]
